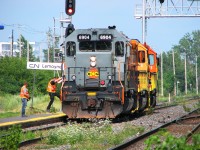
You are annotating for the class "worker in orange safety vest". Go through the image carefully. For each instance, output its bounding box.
[20,82,30,117]
[46,77,62,112]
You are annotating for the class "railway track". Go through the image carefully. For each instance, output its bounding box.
[1,98,199,150]
[110,108,200,150]
[19,100,199,149]
[155,96,200,110]
[0,114,67,150]
[0,113,67,131]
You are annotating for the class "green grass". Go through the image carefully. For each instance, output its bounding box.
[0,93,62,118]
[0,112,20,119]
[145,130,200,150]
[44,121,144,150]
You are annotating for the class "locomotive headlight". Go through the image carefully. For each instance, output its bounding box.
[108,75,112,80]
[90,56,96,67]
[71,75,76,81]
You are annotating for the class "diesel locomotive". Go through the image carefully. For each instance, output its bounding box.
[60,25,159,119]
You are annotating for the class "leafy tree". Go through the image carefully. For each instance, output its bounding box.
[159,30,200,96]
[16,35,37,61]
[0,57,54,95]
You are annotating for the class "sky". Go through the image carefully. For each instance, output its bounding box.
[0,0,200,54]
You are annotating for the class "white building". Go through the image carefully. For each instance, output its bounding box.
[0,42,35,57]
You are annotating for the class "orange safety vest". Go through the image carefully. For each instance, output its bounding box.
[47,79,57,93]
[20,85,29,99]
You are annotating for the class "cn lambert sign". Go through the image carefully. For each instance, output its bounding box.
[27,62,64,70]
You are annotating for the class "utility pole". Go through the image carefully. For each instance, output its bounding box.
[161,50,163,96]
[19,34,21,58]
[27,41,29,62]
[47,34,50,62]
[196,55,198,95]
[185,52,187,95]
[53,17,56,63]
[11,30,14,57]
[39,43,42,62]
[172,50,176,96]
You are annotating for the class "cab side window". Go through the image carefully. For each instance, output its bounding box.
[138,51,145,63]
[115,41,124,56]
[149,54,154,65]
[66,41,76,56]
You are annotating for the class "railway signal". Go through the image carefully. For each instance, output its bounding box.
[65,0,75,16]
[159,0,164,4]
[65,23,75,37]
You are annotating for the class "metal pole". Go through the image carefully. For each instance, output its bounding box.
[177,81,179,96]
[11,29,14,57]
[31,69,36,108]
[53,17,56,77]
[19,34,21,58]
[172,50,176,96]
[27,41,29,62]
[39,43,42,62]
[142,0,146,43]
[47,35,50,62]
[161,50,163,96]
[196,55,198,95]
[53,17,56,63]
[185,52,187,95]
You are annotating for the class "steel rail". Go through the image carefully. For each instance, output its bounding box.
[109,108,199,150]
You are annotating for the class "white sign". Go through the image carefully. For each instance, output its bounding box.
[27,62,63,70]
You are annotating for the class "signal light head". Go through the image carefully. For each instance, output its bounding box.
[65,23,75,37]
[68,8,73,14]
[65,0,75,16]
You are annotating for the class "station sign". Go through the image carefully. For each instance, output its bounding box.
[27,62,64,70]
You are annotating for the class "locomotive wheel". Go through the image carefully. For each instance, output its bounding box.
[123,97,137,114]
[138,95,148,112]
[150,95,156,107]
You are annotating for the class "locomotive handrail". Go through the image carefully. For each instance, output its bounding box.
[117,61,125,104]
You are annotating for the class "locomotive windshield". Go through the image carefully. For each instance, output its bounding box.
[66,41,76,56]
[79,41,112,52]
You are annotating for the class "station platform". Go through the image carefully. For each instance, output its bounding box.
[0,112,66,128]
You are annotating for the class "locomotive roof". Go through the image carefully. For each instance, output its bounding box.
[66,26,130,42]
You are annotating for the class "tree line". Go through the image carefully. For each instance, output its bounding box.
[0,28,60,95]
[158,30,200,96]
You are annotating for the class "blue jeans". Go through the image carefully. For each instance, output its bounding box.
[21,98,27,116]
